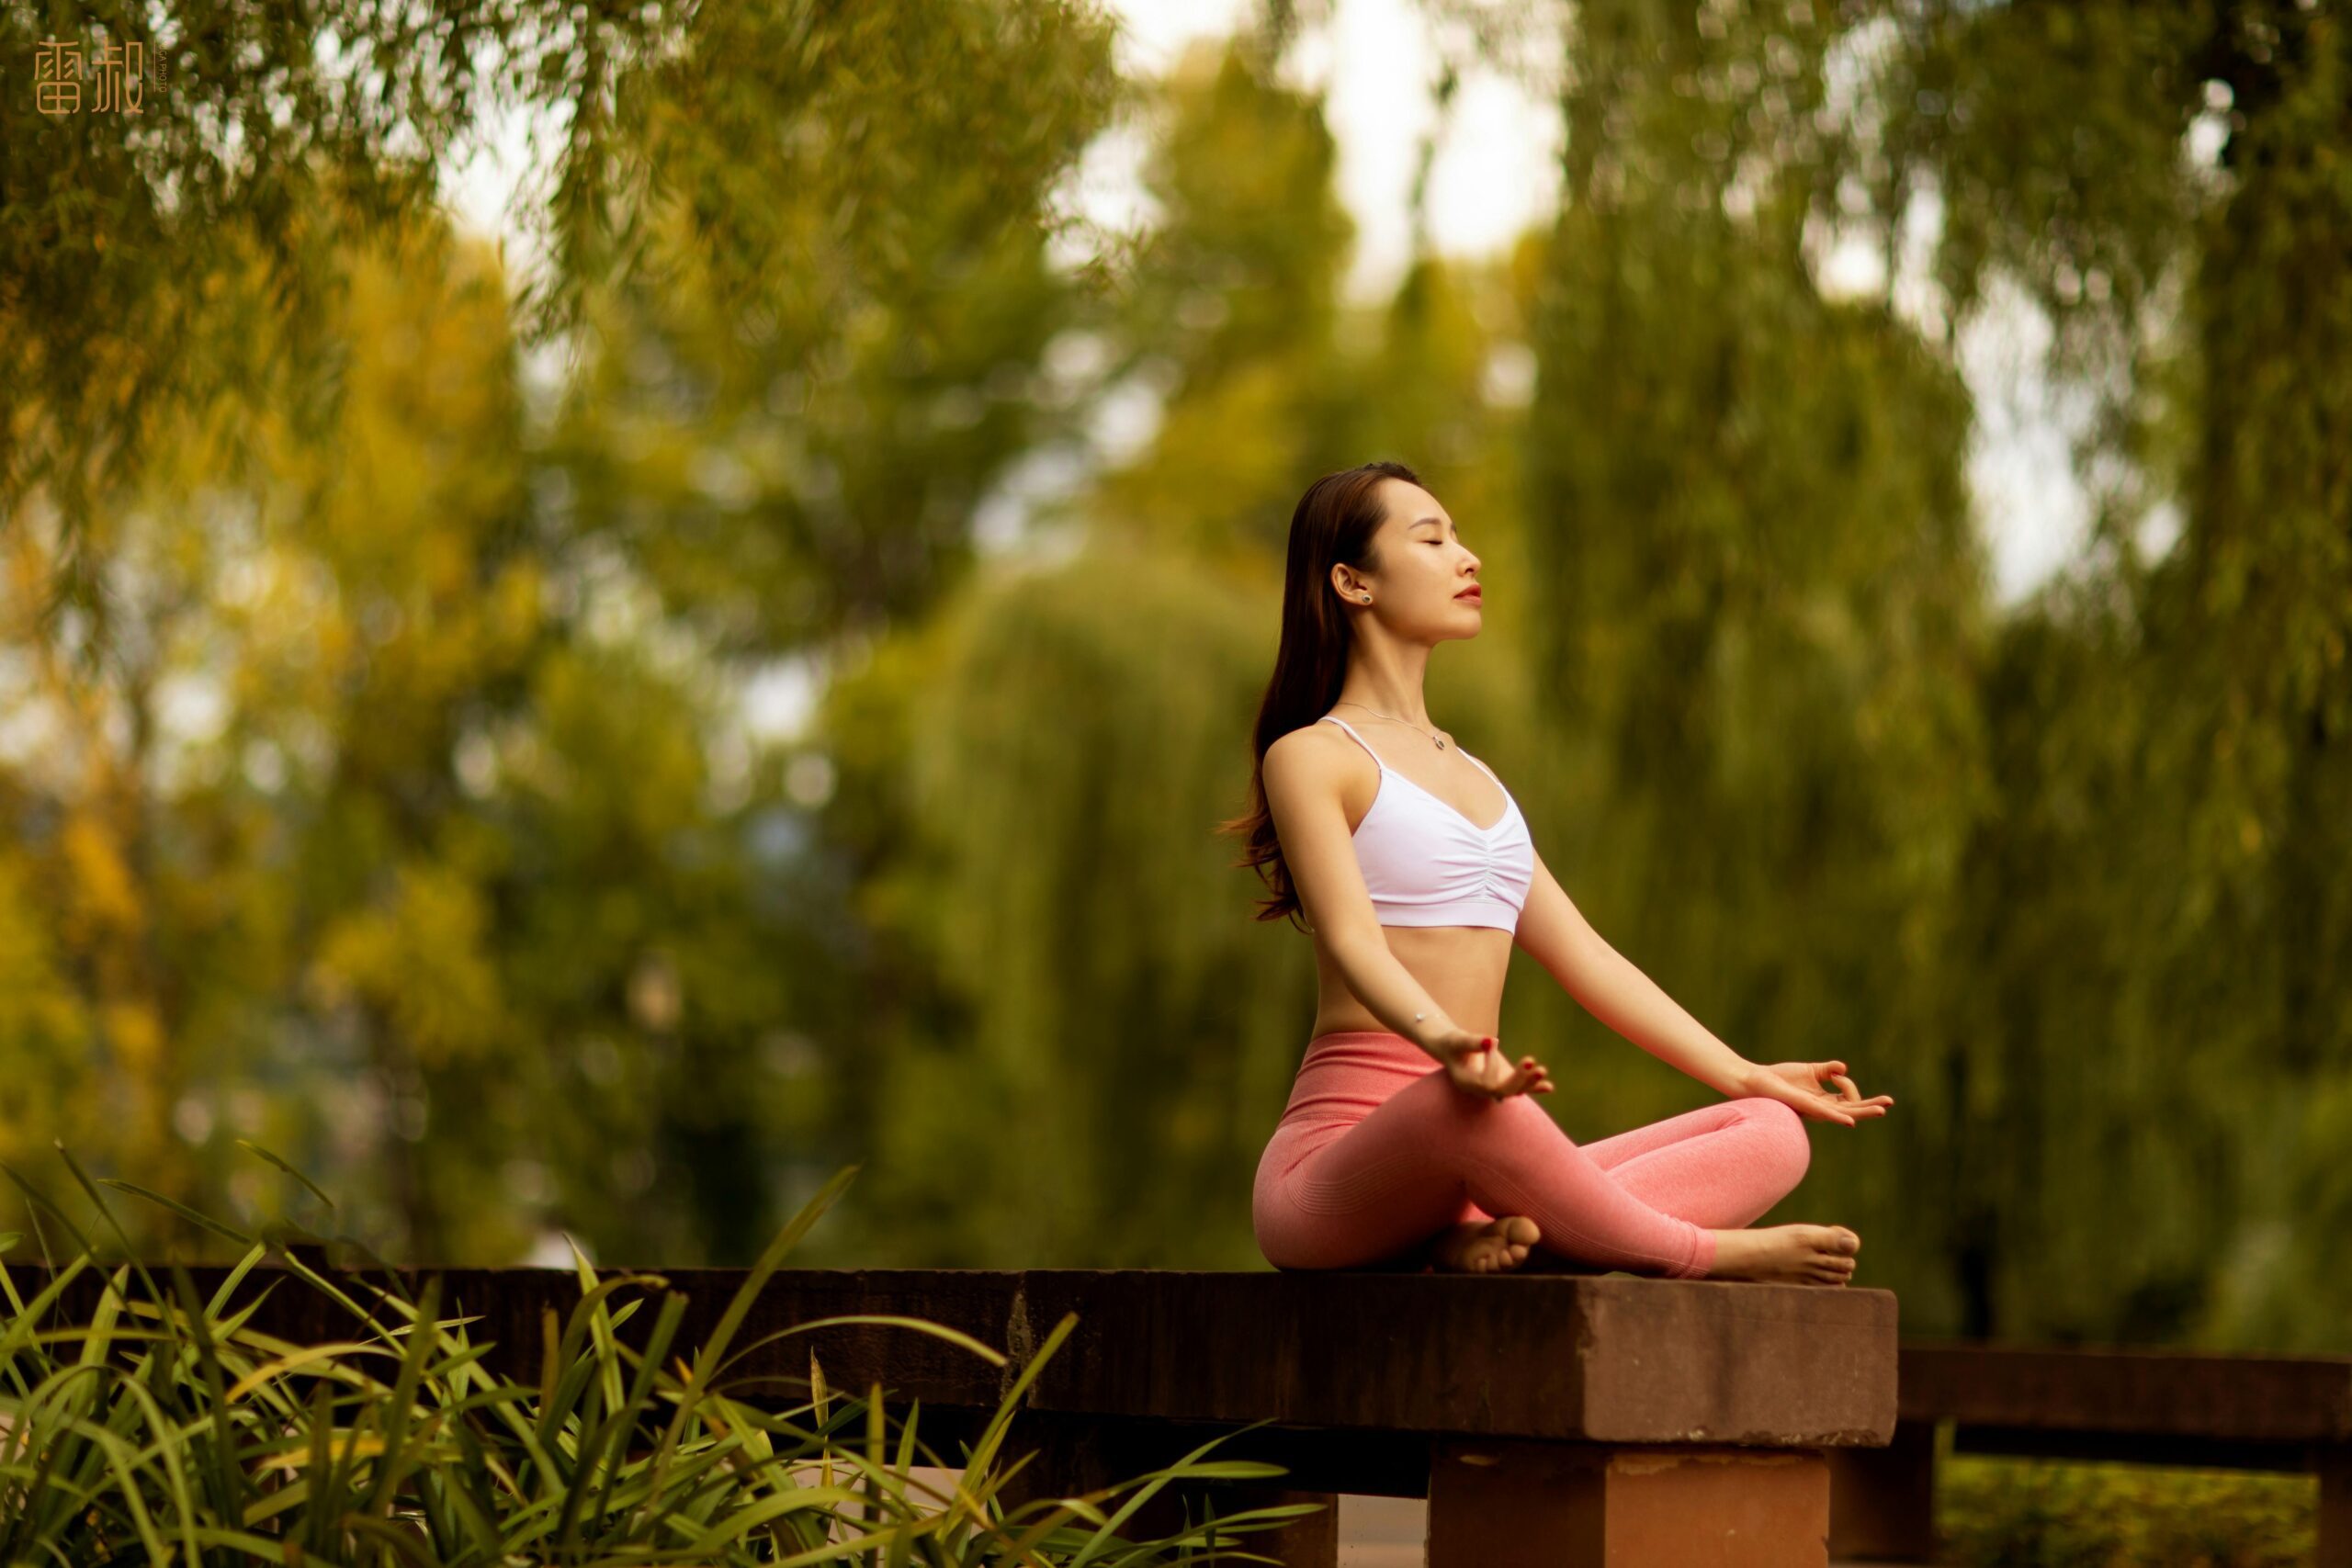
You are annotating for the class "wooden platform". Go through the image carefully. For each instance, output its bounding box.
[52,1262,1900,1566]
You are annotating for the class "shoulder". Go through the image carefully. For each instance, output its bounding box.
[1263,719,1357,779]
[1261,721,1356,805]
[1264,718,1328,765]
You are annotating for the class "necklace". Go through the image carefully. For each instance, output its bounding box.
[1333,701,1449,750]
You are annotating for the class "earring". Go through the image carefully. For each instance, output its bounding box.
[1360,593,1371,602]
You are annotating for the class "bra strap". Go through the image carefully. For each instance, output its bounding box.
[1316,714,1386,771]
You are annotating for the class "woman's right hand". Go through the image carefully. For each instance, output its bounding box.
[1430,1029,1553,1100]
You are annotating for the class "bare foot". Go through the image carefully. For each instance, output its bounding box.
[1703,1224,1860,1286]
[1430,1215,1541,1274]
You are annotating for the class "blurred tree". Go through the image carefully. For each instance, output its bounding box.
[1869,0,2352,1346]
[0,0,1136,1267]
[1519,0,1992,1325]
[547,0,1125,653]
[1082,33,1360,570]
[821,540,1291,1265]
[5,0,2343,1352]
[816,31,1377,1265]
[0,0,1125,655]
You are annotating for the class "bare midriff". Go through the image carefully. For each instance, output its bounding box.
[1306,923,1514,1051]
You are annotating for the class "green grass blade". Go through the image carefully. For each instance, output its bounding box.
[232,1139,337,1212]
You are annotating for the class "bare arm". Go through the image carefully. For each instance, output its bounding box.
[1261,729,1475,1068]
[1511,848,1758,1098]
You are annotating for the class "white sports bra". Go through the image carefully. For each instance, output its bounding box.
[1317,714,1535,931]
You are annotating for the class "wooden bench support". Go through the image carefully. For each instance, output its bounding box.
[1428,1438,1829,1568]
[1825,1416,1938,1562]
[2318,1446,2352,1568]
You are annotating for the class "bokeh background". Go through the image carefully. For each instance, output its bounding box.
[2,0,2346,1354]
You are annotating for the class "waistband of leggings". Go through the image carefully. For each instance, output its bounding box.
[1300,1029,1428,1061]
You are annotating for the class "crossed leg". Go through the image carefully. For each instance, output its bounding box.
[1555,1097,1810,1228]
[1258,1071,1813,1278]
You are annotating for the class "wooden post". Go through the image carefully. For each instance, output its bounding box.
[2320,1444,2352,1568]
[1826,1416,1939,1562]
[1427,1438,1829,1567]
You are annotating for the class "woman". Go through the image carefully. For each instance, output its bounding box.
[1223,460,1888,1282]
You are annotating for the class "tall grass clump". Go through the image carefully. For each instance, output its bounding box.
[0,1143,1317,1564]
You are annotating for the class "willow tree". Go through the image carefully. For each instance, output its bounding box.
[1082,30,1363,570]
[1517,0,1991,1323]
[545,0,1124,654]
[1870,0,2352,1347]
[0,0,1135,1266]
[1,0,1125,650]
[819,30,1397,1266]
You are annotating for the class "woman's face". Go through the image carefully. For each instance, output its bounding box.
[1341,479,1485,638]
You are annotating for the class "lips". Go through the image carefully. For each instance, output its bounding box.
[1455,588,1483,603]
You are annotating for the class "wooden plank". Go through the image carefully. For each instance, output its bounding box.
[26,1266,1895,1447]
[1901,1341,2352,1443]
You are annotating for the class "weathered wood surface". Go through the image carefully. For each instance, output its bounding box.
[1903,1338,2352,1454]
[24,1265,1898,1446]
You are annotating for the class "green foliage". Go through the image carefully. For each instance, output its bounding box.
[1519,0,1994,1317]
[1859,0,2352,1343]
[1939,1453,2313,1568]
[3,0,2350,1364]
[0,0,1125,650]
[820,540,1299,1267]
[0,1145,1317,1565]
[1082,36,1361,567]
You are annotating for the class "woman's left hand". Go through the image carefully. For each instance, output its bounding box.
[1737,1060,1893,1126]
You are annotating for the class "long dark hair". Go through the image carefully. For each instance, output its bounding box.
[1216,458,1423,931]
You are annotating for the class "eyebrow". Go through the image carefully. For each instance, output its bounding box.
[1410,515,1457,534]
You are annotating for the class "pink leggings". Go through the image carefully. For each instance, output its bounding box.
[1252,1032,1815,1278]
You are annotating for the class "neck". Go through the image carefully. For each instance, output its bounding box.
[1334,644,1434,729]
